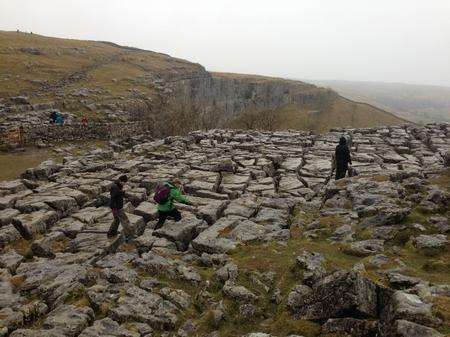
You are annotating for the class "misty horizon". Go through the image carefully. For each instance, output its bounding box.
[1,0,449,87]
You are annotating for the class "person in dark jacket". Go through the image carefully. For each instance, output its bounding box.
[108,175,133,238]
[335,136,352,180]
[50,111,58,124]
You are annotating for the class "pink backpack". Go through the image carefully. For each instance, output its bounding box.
[153,184,171,204]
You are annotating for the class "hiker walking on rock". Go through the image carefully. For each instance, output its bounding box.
[334,136,352,180]
[50,111,58,124]
[108,175,134,238]
[154,179,190,229]
[55,113,64,125]
[81,115,88,126]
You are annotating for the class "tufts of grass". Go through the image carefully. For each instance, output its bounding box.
[50,237,70,253]
[9,275,26,289]
[428,169,450,192]
[432,296,450,334]
[70,296,90,308]
[7,239,31,256]
[263,311,322,337]
[370,175,390,183]
[390,227,421,247]
[393,246,450,285]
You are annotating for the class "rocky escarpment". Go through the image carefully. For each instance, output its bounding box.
[164,72,334,126]
[0,31,404,138]
[0,122,449,337]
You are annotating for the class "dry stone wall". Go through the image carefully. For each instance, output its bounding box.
[0,121,152,146]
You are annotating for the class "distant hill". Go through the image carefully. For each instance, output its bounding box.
[0,31,406,134]
[309,80,450,123]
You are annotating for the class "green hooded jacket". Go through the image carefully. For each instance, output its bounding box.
[156,182,189,212]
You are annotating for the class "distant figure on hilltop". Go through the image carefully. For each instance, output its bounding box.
[50,111,58,124]
[81,115,88,126]
[334,136,352,180]
[55,113,64,125]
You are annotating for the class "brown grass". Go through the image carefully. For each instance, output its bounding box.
[50,237,70,253]
[9,275,26,289]
[218,226,234,238]
[433,296,450,334]
[262,311,321,337]
[7,239,31,256]
[118,242,137,252]
[266,96,404,132]
[371,175,390,182]
[70,296,90,308]
[428,169,450,192]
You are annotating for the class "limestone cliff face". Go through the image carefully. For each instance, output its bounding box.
[164,71,336,125]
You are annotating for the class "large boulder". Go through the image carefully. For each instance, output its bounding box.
[322,318,378,337]
[297,271,379,320]
[412,234,448,256]
[42,305,94,337]
[287,284,313,313]
[154,215,207,251]
[223,281,257,302]
[344,239,385,257]
[296,251,327,286]
[192,218,239,254]
[380,291,442,330]
[108,286,179,330]
[387,320,443,337]
[78,318,139,337]
[359,207,410,227]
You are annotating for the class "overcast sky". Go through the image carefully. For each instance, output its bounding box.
[1,0,449,86]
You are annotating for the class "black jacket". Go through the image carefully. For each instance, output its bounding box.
[110,181,125,210]
[335,137,352,168]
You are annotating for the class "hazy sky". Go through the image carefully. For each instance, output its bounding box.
[1,0,449,86]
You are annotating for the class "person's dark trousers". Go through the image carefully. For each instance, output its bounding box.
[335,167,348,180]
[108,209,133,238]
[155,209,182,229]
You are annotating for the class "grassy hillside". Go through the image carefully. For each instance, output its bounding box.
[277,96,405,132]
[229,95,406,132]
[0,31,406,132]
[310,80,450,123]
[0,30,203,119]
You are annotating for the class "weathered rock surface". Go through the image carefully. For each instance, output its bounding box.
[0,124,448,336]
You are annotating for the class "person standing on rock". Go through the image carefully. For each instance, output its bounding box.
[50,111,58,124]
[81,115,88,126]
[108,175,134,239]
[154,179,190,229]
[335,136,352,180]
[55,113,64,125]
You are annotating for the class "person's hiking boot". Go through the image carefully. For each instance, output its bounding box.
[123,235,135,244]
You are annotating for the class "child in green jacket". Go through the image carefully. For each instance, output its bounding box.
[154,179,190,229]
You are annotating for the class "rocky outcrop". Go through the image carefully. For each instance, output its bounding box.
[0,123,448,336]
[165,72,334,126]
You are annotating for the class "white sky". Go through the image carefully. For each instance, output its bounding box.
[1,0,450,86]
